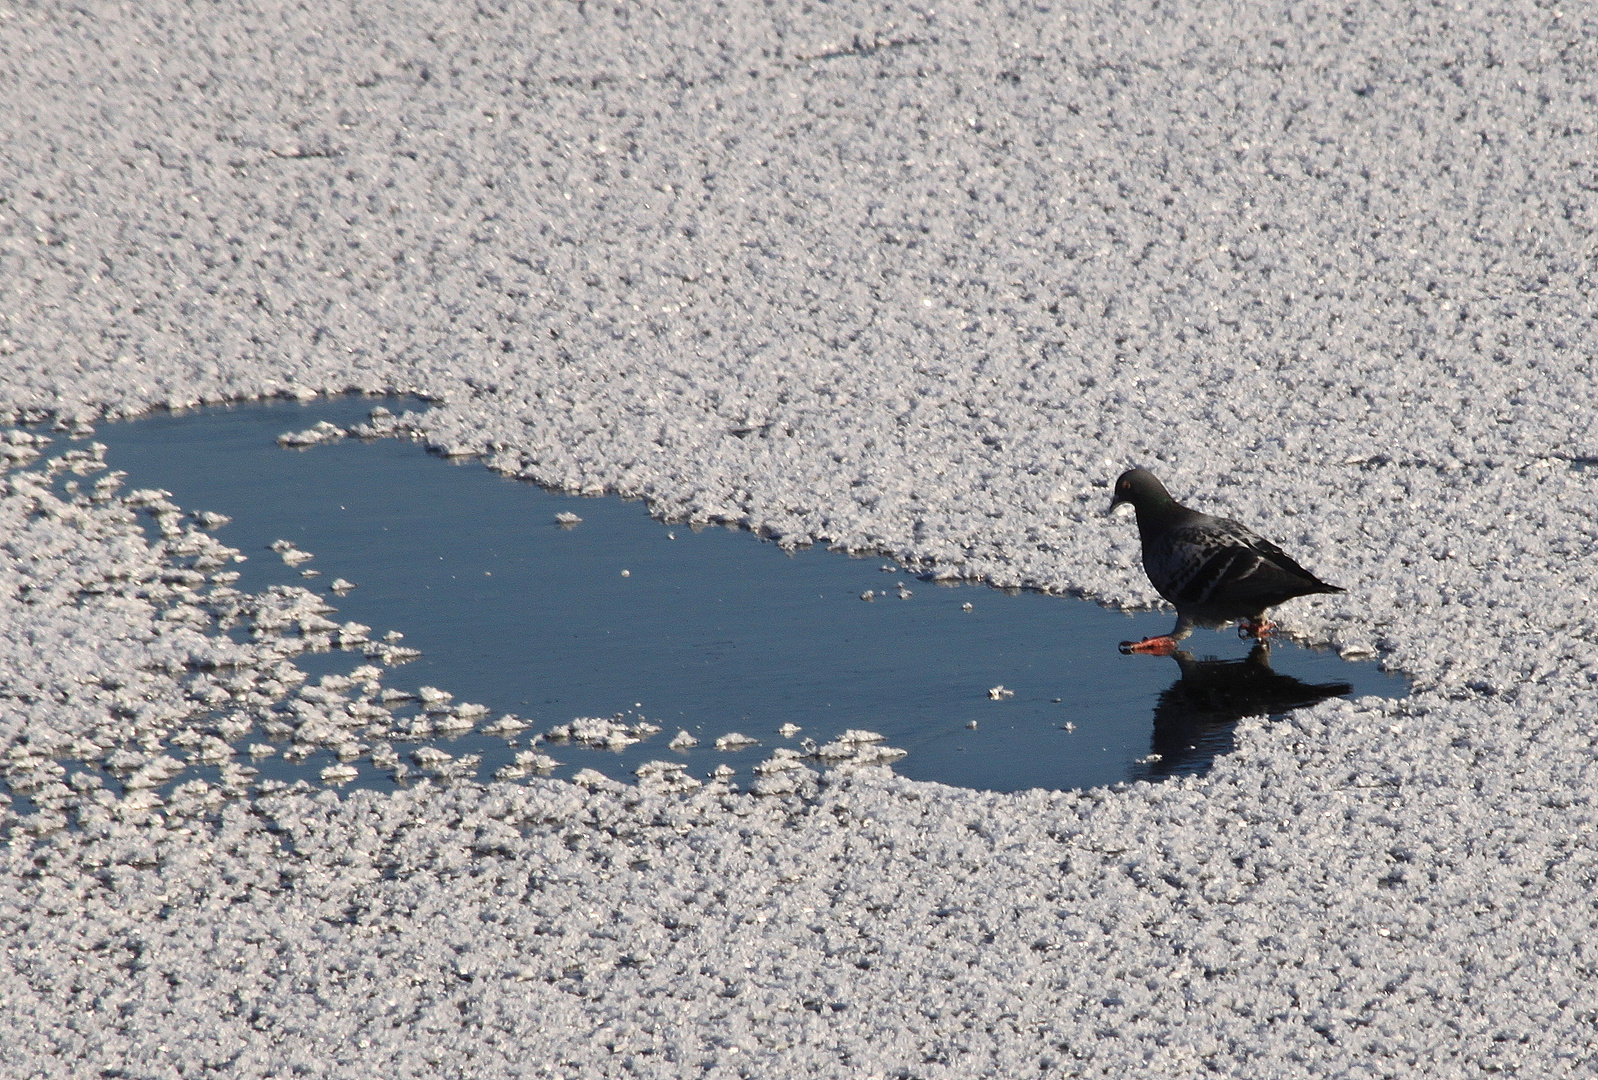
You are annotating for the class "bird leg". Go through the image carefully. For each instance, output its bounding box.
[1121,615,1193,656]
[1237,618,1276,640]
[1120,635,1180,656]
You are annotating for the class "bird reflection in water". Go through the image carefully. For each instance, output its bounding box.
[1131,643,1352,781]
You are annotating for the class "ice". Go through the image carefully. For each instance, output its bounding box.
[4,3,1598,1076]
[810,730,906,766]
[416,686,453,709]
[276,420,347,447]
[319,763,358,784]
[480,715,527,737]
[634,760,702,794]
[753,748,808,775]
[545,715,658,751]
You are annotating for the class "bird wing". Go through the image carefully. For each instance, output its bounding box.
[1148,517,1338,609]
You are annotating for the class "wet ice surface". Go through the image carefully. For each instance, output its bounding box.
[76,397,1403,795]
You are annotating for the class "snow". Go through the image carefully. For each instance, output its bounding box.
[4,2,1598,1076]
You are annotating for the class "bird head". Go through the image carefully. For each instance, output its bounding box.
[1108,468,1173,514]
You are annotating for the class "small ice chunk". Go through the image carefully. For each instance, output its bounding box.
[751,768,813,797]
[988,685,1015,700]
[635,760,701,792]
[962,602,974,612]
[369,743,400,770]
[102,747,147,772]
[709,763,736,781]
[434,709,479,734]
[280,548,314,566]
[277,421,347,447]
[482,714,528,736]
[571,768,621,791]
[860,590,875,601]
[300,568,321,577]
[555,511,583,526]
[835,729,885,745]
[418,686,453,709]
[715,732,758,751]
[514,750,558,772]
[123,755,185,790]
[847,743,907,766]
[669,729,699,750]
[247,743,277,758]
[330,578,357,593]
[219,762,258,789]
[194,737,234,764]
[411,747,453,768]
[546,715,657,750]
[753,748,807,775]
[778,723,802,738]
[193,511,232,529]
[320,763,358,784]
[126,488,178,510]
[495,750,556,780]
[621,569,630,577]
[811,731,891,761]
[966,720,979,729]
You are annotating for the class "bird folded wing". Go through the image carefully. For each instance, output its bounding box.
[1152,519,1325,608]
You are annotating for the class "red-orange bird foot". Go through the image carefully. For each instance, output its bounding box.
[1119,635,1180,656]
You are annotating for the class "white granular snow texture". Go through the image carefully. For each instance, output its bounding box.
[5,2,1598,1076]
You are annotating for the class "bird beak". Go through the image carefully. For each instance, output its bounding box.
[1107,492,1129,516]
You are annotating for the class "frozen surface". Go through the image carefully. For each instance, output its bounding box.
[3,2,1598,1076]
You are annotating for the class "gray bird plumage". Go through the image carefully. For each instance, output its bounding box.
[1110,469,1343,652]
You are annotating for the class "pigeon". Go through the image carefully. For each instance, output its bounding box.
[1109,469,1343,655]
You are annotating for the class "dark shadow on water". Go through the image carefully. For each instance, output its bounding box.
[1129,644,1353,782]
[4,396,1408,800]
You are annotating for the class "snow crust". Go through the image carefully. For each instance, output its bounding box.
[4,2,1598,1075]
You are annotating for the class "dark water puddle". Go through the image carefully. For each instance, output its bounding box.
[14,397,1405,798]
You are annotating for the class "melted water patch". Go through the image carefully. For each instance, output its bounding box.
[10,397,1405,801]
